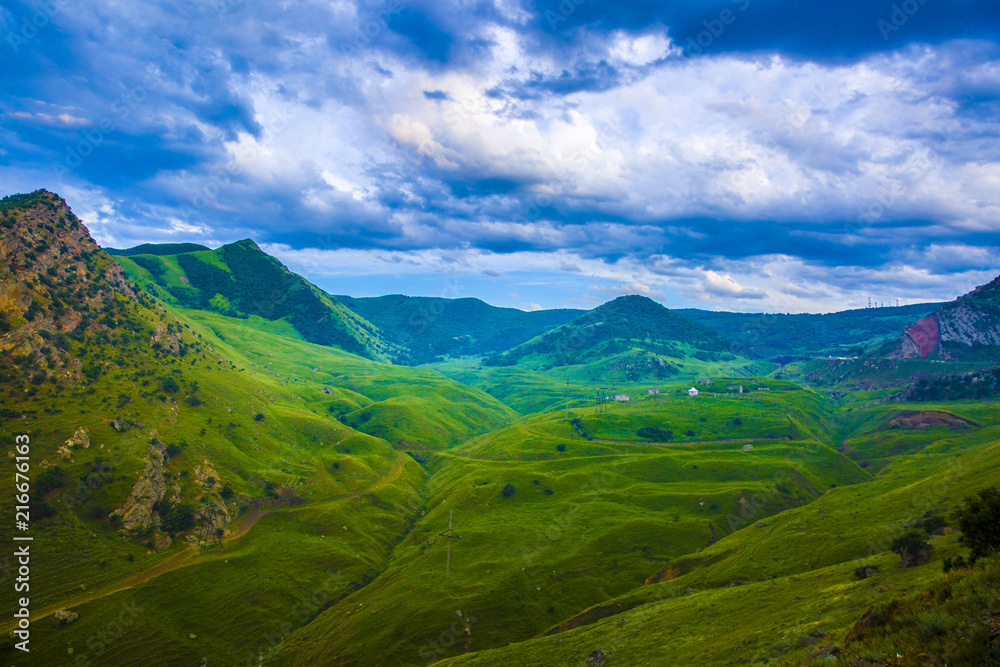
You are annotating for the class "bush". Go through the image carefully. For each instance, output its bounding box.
[186,396,202,407]
[556,444,566,452]
[684,429,696,437]
[254,412,265,422]
[160,377,180,393]
[953,486,1000,560]
[163,504,196,532]
[637,426,673,441]
[165,443,183,458]
[854,564,879,580]
[501,483,516,499]
[220,484,235,501]
[35,467,68,496]
[88,504,110,520]
[922,514,947,535]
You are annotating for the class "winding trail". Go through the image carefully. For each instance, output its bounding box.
[4,454,414,633]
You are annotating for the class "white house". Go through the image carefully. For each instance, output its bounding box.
[687,387,699,397]
[613,394,631,402]
[742,444,754,451]
[648,387,659,395]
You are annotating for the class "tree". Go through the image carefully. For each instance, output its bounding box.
[501,484,516,499]
[161,377,180,393]
[953,486,1000,561]
[556,444,566,452]
[890,531,929,566]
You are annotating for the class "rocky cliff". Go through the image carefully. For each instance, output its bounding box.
[888,274,1000,360]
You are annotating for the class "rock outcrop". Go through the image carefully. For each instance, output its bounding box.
[888,274,1000,360]
[112,438,167,531]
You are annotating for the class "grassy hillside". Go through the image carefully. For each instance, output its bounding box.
[679,303,942,361]
[337,294,582,365]
[483,295,736,371]
[4,191,999,667]
[113,240,398,361]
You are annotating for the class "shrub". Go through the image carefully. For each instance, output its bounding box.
[684,429,696,437]
[501,483,516,499]
[186,396,202,407]
[163,504,196,532]
[165,443,183,459]
[733,417,742,426]
[160,377,180,393]
[953,486,1000,560]
[220,484,235,501]
[88,504,110,520]
[637,426,672,441]
[854,565,879,580]
[556,444,566,452]
[254,412,264,422]
[922,514,947,535]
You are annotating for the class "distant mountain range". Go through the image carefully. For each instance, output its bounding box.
[4,190,998,372]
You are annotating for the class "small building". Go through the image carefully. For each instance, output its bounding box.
[727,384,744,394]
[742,444,754,451]
[687,387,699,397]
[613,394,631,402]
[648,387,659,395]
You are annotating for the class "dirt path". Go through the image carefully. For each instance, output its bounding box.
[6,459,414,632]
[3,502,282,633]
[592,436,785,447]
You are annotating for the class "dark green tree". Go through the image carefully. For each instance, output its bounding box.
[953,486,1000,560]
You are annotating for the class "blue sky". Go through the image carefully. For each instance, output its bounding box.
[1,0,999,312]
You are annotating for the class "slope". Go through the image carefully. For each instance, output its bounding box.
[0,190,512,666]
[337,293,582,364]
[483,295,736,371]
[887,273,1000,361]
[111,239,398,362]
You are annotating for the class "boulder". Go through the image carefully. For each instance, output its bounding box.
[65,426,90,449]
[844,606,880,645]
[585,648,609,666]
[54,610,78,625]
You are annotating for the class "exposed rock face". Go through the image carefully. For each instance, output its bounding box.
[150,322,181,355]
[889,274,1000,359]
[112,439,167,531]
[0,190,139,382]
[65,426,90,449]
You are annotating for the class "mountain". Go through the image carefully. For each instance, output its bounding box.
[678,302,942,361]
[887,274,1000,360]
[111,240,398,361]
[484,294,735,370]
[336,293,581,364]
[105,243,211,256]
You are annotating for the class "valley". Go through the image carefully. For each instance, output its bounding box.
[2,191,999,666]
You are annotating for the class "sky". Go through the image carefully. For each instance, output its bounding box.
[1,0,999,313]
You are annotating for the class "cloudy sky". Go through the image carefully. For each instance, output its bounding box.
[2,0,999,312]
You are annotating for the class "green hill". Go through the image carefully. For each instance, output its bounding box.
[3,191,999,667]
[337,293,581,364]
[484,295,735,370]
[105,243,211,256]
[112,240,398,361]
[679,303,942,361]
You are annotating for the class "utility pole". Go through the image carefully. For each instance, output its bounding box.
[439,509,461,580]
[565,380,570,421]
